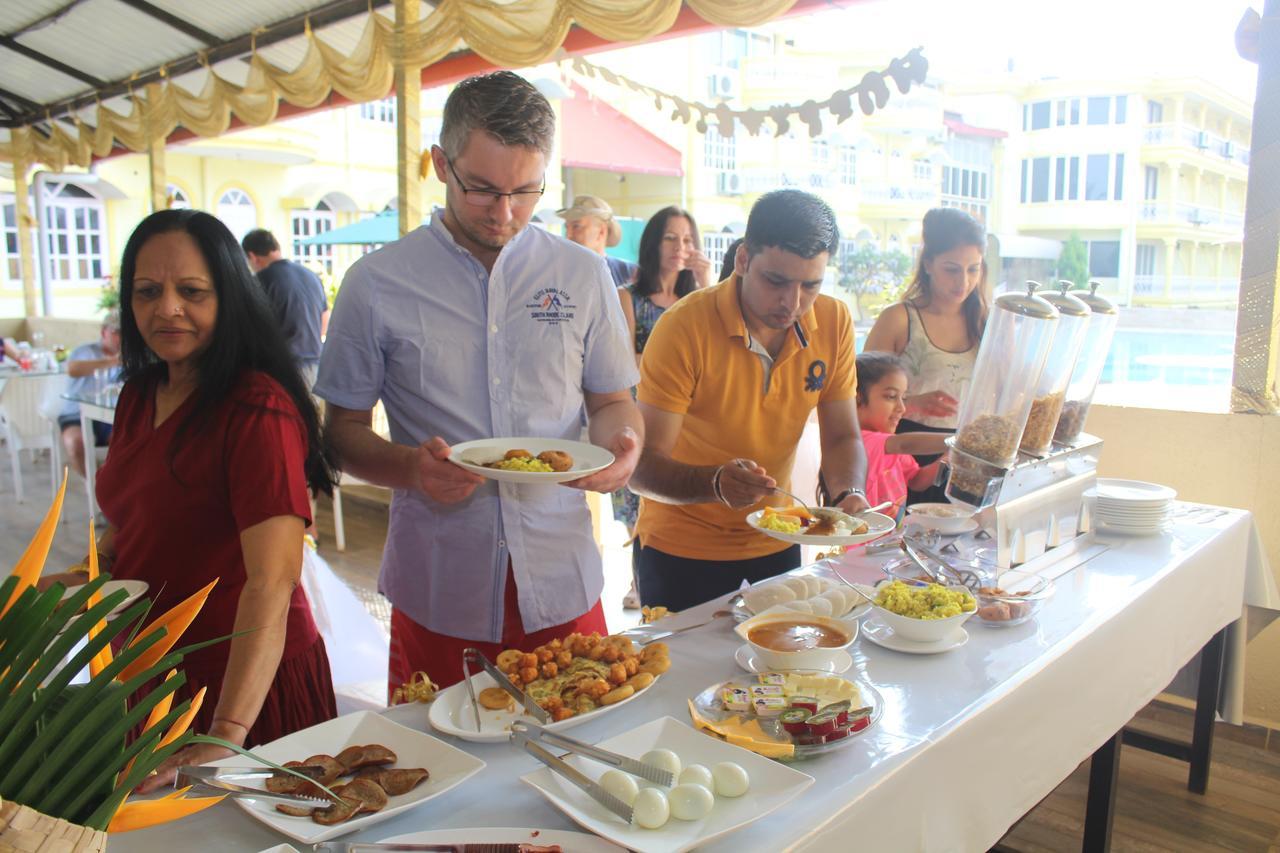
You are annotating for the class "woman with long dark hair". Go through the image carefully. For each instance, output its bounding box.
[863,207,989,502]
[613,206,710,608]
[92,208,337,790]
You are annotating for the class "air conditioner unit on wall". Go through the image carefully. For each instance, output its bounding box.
[717,172,744,196]
[1195,131,1210,150]
[707,72,738,99]
[1223,140,1236,158]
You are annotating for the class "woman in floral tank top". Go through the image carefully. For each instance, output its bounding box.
[863,208,989,503]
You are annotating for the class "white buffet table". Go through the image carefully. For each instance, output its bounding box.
[110,510,1266,852]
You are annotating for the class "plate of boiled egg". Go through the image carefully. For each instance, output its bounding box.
[519,715,813,853]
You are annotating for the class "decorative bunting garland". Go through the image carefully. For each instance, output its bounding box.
[566,46,929,139]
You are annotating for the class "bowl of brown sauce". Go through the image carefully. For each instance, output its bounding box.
[734,611,857,670]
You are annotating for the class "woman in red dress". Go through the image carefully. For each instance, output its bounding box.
[92,209,338,792]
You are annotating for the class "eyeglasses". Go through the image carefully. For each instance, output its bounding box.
[445,157,545,209]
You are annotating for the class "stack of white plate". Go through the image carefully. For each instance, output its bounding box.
[1086,478,1176,534]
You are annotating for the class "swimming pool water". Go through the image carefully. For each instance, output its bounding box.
[854,328,1235,389]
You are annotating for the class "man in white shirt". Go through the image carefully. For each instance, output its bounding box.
[316,72,643,692]
[59,310,122,477]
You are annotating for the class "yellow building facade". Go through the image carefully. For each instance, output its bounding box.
[950,75,1251,307]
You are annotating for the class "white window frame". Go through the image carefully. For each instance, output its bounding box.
[42,182,107,287]
[838,144,857,186]
[167,184,190,209]
[703,125,737,171]
[1,193,24,284]
[216,189,257,242]
[359,98,396,124]
[291,201,336,274]
[703,233,736,275]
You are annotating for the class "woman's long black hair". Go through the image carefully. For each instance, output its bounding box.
[118,208,334,496]
[632,206,701,299]
[901,207,989,344]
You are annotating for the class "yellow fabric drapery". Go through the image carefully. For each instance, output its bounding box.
[1,0,798,171]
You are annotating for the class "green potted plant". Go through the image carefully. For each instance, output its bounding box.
[0,479,311,844]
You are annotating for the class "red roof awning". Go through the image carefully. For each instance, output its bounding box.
[943,117,1008,139]
[561,83,684,178]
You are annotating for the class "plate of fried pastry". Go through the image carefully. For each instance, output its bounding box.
[450,437,615,484]
[205,710,485,843]
[430,631,672,743]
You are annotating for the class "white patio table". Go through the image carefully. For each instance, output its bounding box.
[60,386,116,520]
[109,508,1273,853]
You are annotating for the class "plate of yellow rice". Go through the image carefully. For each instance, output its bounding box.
[450,437,615,484]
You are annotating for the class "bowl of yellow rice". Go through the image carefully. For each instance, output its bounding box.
[871,579,976,643]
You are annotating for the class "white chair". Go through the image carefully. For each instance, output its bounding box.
[0,372,66,503]
[321,402,391,552]
[311,470,362,552]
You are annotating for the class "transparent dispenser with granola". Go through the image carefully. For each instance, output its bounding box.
[1018,282,1091,456]
[1053,281,1119,445]
[945,282,1059,506]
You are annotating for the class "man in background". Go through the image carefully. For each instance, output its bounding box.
[59,310,121,478]
[558,195,638,286]
[242,228,329,386]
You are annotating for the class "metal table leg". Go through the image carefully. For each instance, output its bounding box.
[80,409,97,521]
[1082,731,1121,853]
[1188,626,1227,794]
[1119,625,1228,793]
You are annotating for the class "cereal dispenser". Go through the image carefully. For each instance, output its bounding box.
[945,282,1059,506]
[1018,282,1091,456]
[1053,281,1119,445]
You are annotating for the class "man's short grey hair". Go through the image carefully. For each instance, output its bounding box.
[440,71,555,161]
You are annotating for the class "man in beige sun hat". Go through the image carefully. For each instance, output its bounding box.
[558,194,638,286]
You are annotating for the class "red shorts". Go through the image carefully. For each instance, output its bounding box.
[388,569,608,699]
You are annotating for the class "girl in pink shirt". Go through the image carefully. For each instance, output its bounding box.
[856,352,951,517]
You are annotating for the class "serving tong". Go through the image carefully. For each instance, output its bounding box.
[510,720,674,823]
[900,537,983,591]
[460,647,550,732]
[174,765,332,806]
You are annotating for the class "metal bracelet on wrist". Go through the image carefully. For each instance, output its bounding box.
[827,487,865,507]
[711,464,730,506]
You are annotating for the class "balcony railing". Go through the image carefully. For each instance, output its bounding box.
[1143,123,1250,166]
[1133,274,1239,301]
[860,181,940,205]
[1139,201,1244,230]
[716,168,839,195]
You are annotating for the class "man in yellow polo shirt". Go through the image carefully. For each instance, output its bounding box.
[629,189,869,610]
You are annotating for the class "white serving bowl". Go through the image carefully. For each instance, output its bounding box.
[871,584,976,643]
[906,502,976,534]
[734,611,857,671]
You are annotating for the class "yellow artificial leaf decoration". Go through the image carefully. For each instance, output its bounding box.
[106,790,226,833]
[116,579,217,682]
[4,472,67,616]
[86,518,113,678]
[157,685,206,751]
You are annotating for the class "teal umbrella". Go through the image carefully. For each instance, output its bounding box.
[300,210,398,245]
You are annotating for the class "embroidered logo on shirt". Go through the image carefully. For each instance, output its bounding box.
[805,359,827,392]
[527,288,577,325]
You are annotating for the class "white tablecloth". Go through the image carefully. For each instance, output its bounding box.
[110,511,1257,853]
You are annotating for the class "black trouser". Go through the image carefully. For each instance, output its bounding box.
[634,542,802,612]
[897,417,951,505]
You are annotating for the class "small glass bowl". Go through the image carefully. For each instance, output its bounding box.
[974,570,1053,627]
